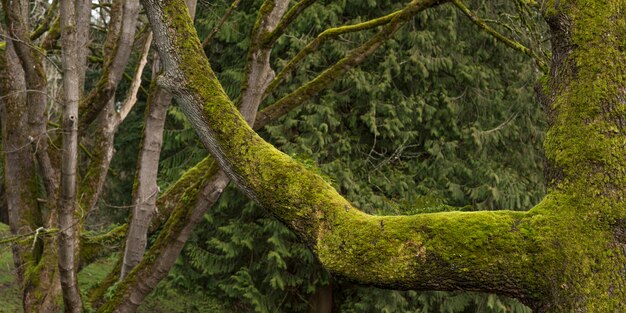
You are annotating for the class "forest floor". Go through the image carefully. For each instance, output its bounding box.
[0,223,225,313]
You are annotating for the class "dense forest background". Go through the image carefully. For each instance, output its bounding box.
[0,0,548,311]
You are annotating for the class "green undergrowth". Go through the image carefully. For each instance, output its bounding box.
[0,223,227,313]
[0,223,23,313]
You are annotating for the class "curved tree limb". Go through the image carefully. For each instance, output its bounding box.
[135,0,579,308]
[256,5,413,129]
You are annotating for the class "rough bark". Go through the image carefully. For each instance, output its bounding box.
[59,0,89,310]
[141,0,626,310]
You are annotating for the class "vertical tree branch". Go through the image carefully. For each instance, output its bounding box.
[120,58,171,279]
[261,0,317,47]
[59,0,88,310]
[238,0,290,124]
[78,0,142,214]
[0,38,47,313]
[79,0,141,129]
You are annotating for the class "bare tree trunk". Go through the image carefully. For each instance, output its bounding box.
[120,0,196,280]
[58,0,89,311]
[120,76,171,278]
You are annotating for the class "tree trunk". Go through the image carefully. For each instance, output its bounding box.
[59,0,90,311]
[309,283,333,313]
[0,37,62,313]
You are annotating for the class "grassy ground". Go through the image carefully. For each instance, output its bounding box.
[0,223,23,313]
[0,223,225,312]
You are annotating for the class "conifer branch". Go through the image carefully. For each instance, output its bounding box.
[452,0,548,73]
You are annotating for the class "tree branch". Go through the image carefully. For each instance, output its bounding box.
[30,0,59,41]
[119,0,197,281]
[261,0,318,47]
[263,8,401,98]
[79,0,141,130]
[256,5,413,129]
[119,31,152,122]
[3,0,59,199]
[237,0,289,124]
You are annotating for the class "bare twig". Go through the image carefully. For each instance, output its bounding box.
[201,0,240,47]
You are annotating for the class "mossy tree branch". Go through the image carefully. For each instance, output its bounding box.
[30,0,59,41]
[262,6,401,99]
[256,3,415,129]
[0,39,61,313]
[3,0,59,199]
[263,6,400,98]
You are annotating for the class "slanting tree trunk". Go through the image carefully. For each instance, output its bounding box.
[120,0,197,281]
[141,0,626,311]
[120,72,172,279]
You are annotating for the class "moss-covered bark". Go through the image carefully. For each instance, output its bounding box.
[0,37,62,313]
[138,0,626,311]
